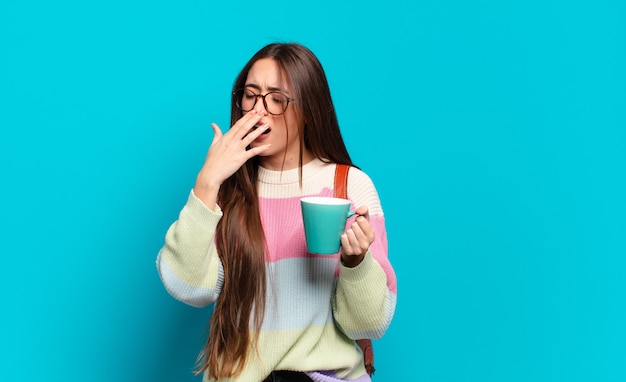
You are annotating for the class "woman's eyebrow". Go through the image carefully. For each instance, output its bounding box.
[244,83,285,93]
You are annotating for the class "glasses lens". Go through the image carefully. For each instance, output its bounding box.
[265,92,289,115]
[237,89,256,112]
[235,89,290,115]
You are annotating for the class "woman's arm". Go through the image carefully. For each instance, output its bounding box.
[333,169,398,339]
[156,190,225,307]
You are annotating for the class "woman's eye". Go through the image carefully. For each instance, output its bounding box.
[270,95,285,104]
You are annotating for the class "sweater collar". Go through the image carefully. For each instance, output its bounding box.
[257,158,328,185]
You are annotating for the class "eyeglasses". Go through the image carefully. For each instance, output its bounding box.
[233,88,294,116]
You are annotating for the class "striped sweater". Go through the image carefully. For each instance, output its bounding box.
[157,158,397,382]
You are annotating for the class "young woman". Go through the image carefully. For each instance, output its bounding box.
[157,43,397,382]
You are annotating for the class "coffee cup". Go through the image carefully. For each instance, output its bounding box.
[300,196,355,255]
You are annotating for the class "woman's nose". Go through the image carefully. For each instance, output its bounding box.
[253,95,266,113]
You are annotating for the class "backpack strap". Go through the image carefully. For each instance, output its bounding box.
[333,163,350,200]
[333,164,376,377]
[357,338,376,377]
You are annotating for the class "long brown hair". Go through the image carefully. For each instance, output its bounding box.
[196,43,354,379]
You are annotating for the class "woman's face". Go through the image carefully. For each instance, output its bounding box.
[244,58,312,170]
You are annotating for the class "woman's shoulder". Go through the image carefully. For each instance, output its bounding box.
[344,165,383,214]
[346,165,376,187]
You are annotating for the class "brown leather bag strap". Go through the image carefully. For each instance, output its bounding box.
[333,163,350,199]
[333,164,375,377]
[357,338,375,376]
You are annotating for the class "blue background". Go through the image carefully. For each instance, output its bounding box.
[1,0,625,381]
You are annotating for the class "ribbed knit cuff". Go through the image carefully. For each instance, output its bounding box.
[185,189,223,228]
[339,251,374,283]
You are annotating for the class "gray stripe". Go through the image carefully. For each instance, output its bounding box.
[156,251,223,308]
[260,257,339,331]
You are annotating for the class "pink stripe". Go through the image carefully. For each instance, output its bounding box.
[259,190,397,294]
[259,189,337,263]
[368,216,397,293]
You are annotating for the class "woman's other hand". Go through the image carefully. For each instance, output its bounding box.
[340,206,375,267]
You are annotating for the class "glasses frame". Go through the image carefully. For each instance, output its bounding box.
[233,88,295,116]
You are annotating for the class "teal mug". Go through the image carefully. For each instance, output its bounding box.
[301,196,356,255]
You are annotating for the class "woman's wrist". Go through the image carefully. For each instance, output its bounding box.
[193,176,221,211]
[341,252,366,268]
